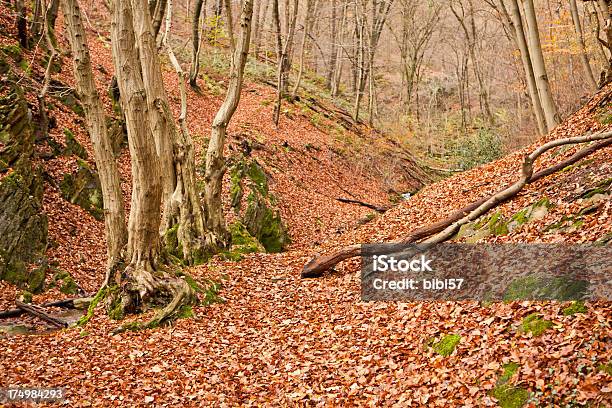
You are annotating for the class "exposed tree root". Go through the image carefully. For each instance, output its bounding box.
[336,197,389,213]
[301,131,612,278]
[110,265,196,334]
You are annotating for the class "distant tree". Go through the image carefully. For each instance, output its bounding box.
[523,0,560,129]
[272,0,299,125]
[189,0,206,89]
[569,0,598,89]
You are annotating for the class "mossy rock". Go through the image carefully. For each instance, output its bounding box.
[57,89,84,117]
[504,274,589,302]
[0,85,48,292]
[244,195,290,253]
[105,117,127,157]
[49,269,78,295]
[490,362,530,408]
[562,301,588,316]
[62,129,88,159]
[519,313,553,336]
[229,157,290,252]
[490,384,530,408]
[432,334,461,357]
[59,160,104,220]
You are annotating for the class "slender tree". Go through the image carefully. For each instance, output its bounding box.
[570,0,598,89]
[61,0,127,278]
[204,0,254,248]
[523,0,559,129]
[189,0,206,89]
[506,0,547,135]
[272,0,299,125]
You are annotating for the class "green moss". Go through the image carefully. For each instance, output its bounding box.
[77,286,108,327]
[59,92,84,117]
[163,224,183,260]
[49,270,78,295]
[63,129,88,159]
[562,301,587,316]
[432,334,461,357]
[520,313,553,336]
[202,279,223,305]
[1,43,22,60]
[504,275,589,302]
[19,290,33,303]
[176,271,202,293]
[177,305,194,319]
[246,161,268,195]
[499,362,520,384]
[490,384,530,408]
[598,361,612,375]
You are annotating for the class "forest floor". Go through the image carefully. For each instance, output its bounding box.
[1,4,611,407]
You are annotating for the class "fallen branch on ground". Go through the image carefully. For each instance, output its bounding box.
[301,131,612,278]
[336,197,389,213]
[15,300,67,328]
[0,296,94,319]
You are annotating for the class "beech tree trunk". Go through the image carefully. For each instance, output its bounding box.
[570,0,598,90]
[507,0,547,135]
[204,0,254,249]
[130,0,209,264]
[109,0,195,327]
[523,0,559,129]
[15,0,28,48]
[61,0,127,274]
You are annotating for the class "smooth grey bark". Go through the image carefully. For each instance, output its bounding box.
[569,0,598,89]
[507,0,547,135]
[523,0,559,129]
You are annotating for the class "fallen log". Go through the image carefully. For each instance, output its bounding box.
[0,296,94,319]
[301,132,612,278]
[15,300,67,328]
[336,197,389,213]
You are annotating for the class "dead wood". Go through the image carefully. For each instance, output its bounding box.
[15,300,67,328]
[301,131,612,278]
[336,197,389,213]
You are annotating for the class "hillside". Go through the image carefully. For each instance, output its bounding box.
[0,1,611,407]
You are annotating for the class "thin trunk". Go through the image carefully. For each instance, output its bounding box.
[61,0,127,274]
[151,0,167,38]
[272,0,298,125]
[189,0,206,89]
[292,0,317,97]
[15,0,28,48]
[523,0,559,129]
[225,0,235,52]
[326,0,338,89]
[508,0,547,135]
[164,0,210,263]
[569,0,597,89]
[204,0,254,247]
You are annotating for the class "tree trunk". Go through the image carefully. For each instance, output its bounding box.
[292,0,317,97]
[326,0,338,89]
[109,0,195,327]
[523,0,559,129]
[507,0,547,135]
[204,0,254,249]
[150,0,167,38]
[569,0,597,90]
[15,0,28,48]
[189,0,206,89]
[272,0,299,126]
[62,0,128,274]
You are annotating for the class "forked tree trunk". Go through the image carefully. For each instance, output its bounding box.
[130,0,209,264]
[523,0,559,129]
[61,0,127,275]
[204,0,254,249]
[109,0,195,327]
[507,0,547,135]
